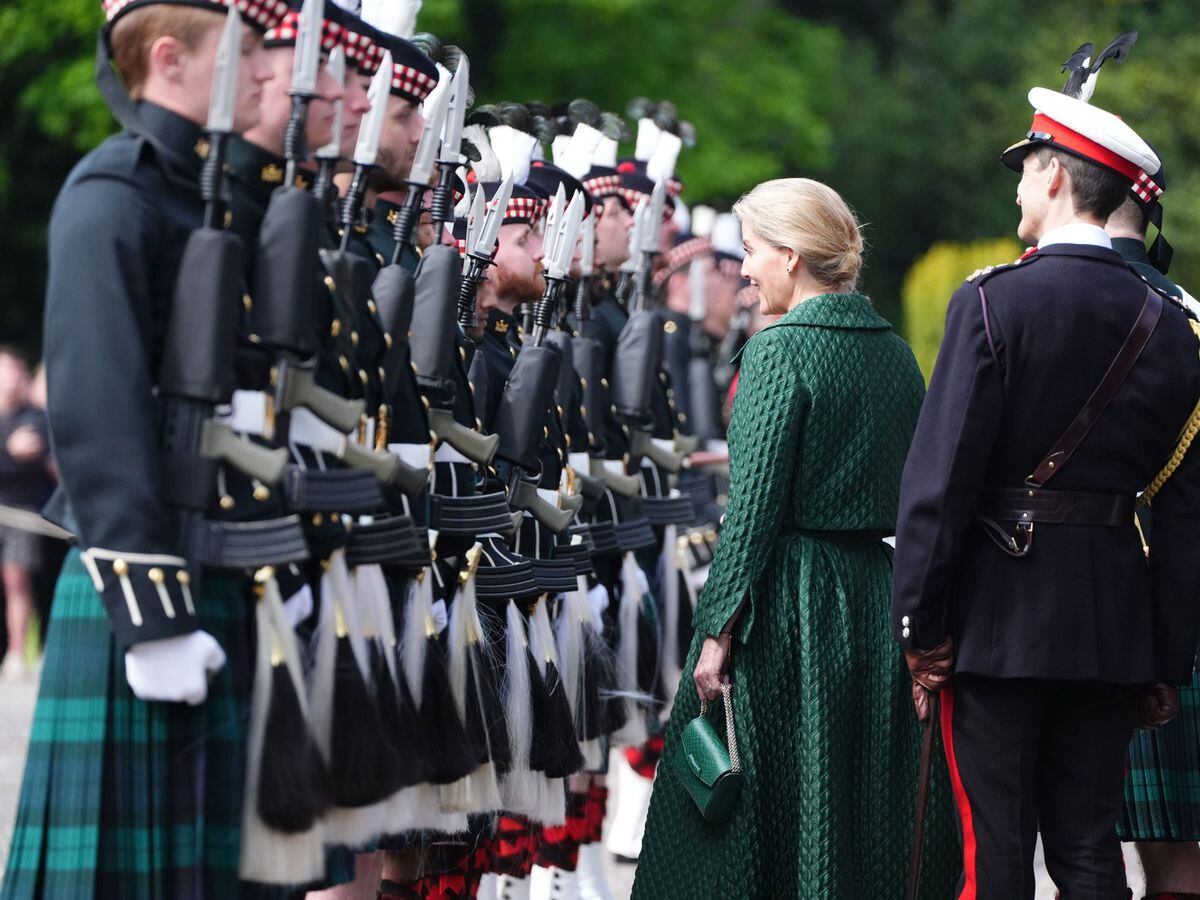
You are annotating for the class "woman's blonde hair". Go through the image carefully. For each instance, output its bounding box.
[732,178,864,291]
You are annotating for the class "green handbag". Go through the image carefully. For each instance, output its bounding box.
[672,683,745,824]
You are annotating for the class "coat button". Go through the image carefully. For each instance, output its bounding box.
[902,627,911,639]
[901,615,910,627]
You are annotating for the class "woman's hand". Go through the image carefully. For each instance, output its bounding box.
[694,634,732,701]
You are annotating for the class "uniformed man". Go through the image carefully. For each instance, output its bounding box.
[892,86,1200,897]
[1,1,283,896]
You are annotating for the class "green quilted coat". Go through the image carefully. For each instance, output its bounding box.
[632,294,960,899]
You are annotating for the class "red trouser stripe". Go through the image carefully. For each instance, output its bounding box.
[941,687,978,900]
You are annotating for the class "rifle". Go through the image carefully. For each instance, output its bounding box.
[157,8,307,578]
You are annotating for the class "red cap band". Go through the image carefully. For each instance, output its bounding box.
[1030,112,1141,183]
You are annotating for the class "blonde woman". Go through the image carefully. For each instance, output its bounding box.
[632,179,959,897]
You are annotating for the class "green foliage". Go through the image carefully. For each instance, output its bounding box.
[901,237,1023,381]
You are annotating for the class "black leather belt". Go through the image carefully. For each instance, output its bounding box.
[977,487,1136,558]
[979,487,1135,527]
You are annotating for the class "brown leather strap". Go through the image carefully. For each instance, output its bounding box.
[1028,286,1162,486]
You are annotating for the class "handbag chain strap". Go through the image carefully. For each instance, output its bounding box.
[699,683,741,773]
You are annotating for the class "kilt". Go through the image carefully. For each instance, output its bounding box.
[1119,669,1200,841]
[0,549,254,899]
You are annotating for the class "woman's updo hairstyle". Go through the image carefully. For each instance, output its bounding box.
[732,178,864,291]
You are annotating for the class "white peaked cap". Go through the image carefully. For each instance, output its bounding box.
[488,124,539,186]
[1002,86,1159,180]
[361,0,422,38]
[711,213,743,258]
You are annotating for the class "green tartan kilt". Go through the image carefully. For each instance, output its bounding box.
[1,549,254,900]
[1119,669,1200,842]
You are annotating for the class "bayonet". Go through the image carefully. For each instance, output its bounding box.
[312,45,346,205]
[200,6,241,229]
[283,0,325,185]
[340,51,392,250]
[430,56,469,231]
[456,176,513,330]
[388,75,451,259]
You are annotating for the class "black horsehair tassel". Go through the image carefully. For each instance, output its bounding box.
[257,631,331,833]
[330,603,404,807]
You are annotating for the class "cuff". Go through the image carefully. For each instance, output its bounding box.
[80,548,199,650]
[892,604,945,653]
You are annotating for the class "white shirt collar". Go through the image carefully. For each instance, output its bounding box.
[1037,223,1113,250]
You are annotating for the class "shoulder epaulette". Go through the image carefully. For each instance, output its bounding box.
[965,254,1034,287]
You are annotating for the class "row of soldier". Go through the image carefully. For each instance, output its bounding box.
[0,0,764,899]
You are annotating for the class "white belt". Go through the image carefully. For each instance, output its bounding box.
[434,444,472,465]
[602,459,626,476]
[215,390,271,437]
[651,437,675,453]
[537,488,560,508]
[568,452,590,473]
[390,442,433,470]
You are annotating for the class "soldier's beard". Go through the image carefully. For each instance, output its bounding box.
[494,268,546,309]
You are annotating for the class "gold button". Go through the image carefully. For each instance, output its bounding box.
[459,347,467,362]
[242,293,253,311]
[220,495,235,510]
[664,320,677,334]
[112,558,129,576]
[359,369,369,385]
[543,426,550,438]
[368,299,378,315]
[253,484,270,501]
[600,378,609,389]
[176,570,190,585]
[324,275,335,289]
[331,319,342,337]
[312,513,324,526]
[384,334,394,349]
[350,330,359,346]
[339,355,351,373]
[147,567,164,584]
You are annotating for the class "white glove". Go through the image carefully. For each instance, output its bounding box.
[281,583,315,628]
[124,631,227,705]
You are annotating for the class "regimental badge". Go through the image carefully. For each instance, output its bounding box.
[261,164,284,185]
[194,138,211,160]
[387,209,399,226]
[664,320,678,334]
[493,319,509,334]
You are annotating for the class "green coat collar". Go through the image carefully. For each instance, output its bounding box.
[732,293,890,366]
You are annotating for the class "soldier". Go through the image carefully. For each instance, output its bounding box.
[0,1,284,896]
[1106,161,1200,899]
[892,84,1200,897]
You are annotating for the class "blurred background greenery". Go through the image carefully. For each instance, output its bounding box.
[1,0,1197,367]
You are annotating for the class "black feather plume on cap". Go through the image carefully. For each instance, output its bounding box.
[410,31,442,63]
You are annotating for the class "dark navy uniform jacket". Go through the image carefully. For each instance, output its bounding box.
[42,103,215,649]
[892,238,1200,685]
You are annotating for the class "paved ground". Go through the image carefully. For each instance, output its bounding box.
[0,675,1145,897]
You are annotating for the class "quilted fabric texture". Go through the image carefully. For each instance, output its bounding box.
[632,293,961,898]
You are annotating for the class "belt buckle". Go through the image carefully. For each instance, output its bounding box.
[1012,520,1034,557]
